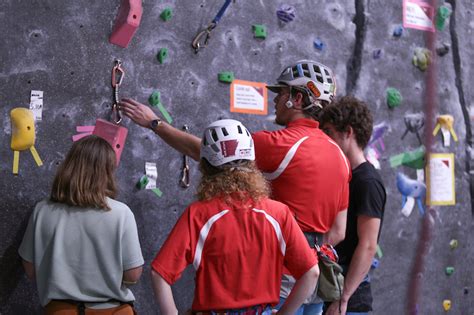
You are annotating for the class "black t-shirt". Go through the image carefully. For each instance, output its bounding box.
[335,161,386,312]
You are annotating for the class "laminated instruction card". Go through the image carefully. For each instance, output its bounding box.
[230,80,268,115]
[426,153,455,205]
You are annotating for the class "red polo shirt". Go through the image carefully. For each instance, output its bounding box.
[151,196,317,311]
[253,118,350,233]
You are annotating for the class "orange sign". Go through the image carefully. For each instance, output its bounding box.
[230,80,268,115]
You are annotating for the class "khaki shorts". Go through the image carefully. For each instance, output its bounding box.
[280,274,323,304]
[44,300,135,315]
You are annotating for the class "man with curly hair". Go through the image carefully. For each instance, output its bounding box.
[150,119,320,314]
[319,96,386,315]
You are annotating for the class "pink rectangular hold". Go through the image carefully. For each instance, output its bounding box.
[72,132,93,142]
[109,0,143,48]
[92,119,128,165]
[76,125,95,133]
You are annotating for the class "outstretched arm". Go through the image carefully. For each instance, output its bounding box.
[120,98,201,161]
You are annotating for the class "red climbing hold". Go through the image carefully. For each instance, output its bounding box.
[109,0,143,48]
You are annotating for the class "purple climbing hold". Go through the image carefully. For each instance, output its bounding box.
[277,4,296,23]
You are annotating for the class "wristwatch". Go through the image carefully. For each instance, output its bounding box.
[150,118,162,132]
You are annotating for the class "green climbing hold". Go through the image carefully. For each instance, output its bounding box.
[386,87,403,108]
[252,24,267,39]
[412,47,431,72]
[136,175,149,190]
[389,146,425,169]
[435,6,451,31]
[445,266,454,276]
[157,48,168,64]
[160,8,173,21]
[218,71,235,83]
[148,91,161,107]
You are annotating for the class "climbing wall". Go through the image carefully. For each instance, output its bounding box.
[0,0,472,314]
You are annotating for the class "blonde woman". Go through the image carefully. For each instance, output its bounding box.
[150,119,320,315]
[19,135,144,315]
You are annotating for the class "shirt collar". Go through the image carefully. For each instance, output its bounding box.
[287,118,319,129]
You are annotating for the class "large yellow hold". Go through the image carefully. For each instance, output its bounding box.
[11,108,36,150]
[10,108,42,174]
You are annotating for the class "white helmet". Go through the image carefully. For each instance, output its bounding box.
[267,60,337,106]
[200,119,255,167]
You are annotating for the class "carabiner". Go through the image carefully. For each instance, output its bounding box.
[180,125,191,188]
[111,59,124,88]
[191,23,216,54]
[111,103,122,124]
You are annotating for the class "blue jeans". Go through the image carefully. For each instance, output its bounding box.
[346,313,368,315]
[274,297,323,315]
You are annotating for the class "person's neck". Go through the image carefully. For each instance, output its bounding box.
[347,147,366,170]
[286,112,310,125]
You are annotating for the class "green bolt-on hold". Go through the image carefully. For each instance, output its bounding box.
[218,71,235,83]
[449,239,458,249]
[160,8,173,21]
[389,146,425,169]
[148,91,161,107]
[435,6,451,31]
[386,87,402,108]
[445,266,454,276]
[252,24,267,39]
[157,48,168,64]
[412,48,431,72]
[136,175,149,190]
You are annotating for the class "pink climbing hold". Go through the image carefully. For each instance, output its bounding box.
[92,119,128,165]
[109,0,143,48]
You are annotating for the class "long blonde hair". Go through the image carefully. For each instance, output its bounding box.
[50,135,117,210]
[197,159,270,204]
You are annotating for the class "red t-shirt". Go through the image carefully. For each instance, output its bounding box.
[151,196,317,311]
[253,118,350,233]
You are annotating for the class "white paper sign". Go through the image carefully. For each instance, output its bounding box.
[30,90,43,121]
[403,0,435,32]
[427,153,455,205]
[145,162,157,190]
[230,80,267,115]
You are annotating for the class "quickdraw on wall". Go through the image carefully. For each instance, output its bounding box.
[180,125,191,188]
[191,0,234,53]
[73,60,129,165]
[10,108,43,175]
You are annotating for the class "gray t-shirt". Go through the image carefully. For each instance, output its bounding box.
[18,197,144,306]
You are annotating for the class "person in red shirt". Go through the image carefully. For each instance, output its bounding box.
[120,60,350,314]
[150,119,319,314]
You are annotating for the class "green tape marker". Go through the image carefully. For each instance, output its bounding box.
[376,245,383,258]
[152,187,163,197]
[156,102,173,124]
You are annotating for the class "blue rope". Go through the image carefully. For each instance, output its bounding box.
[212,0,233,25]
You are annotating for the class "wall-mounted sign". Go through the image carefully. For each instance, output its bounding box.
[230,80,268,115]
[403,0,435,32]
[426,153,455,205]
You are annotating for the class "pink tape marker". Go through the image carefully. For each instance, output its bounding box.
[109,0,143,48]
[92,119,128,165]
[72,132,93,142]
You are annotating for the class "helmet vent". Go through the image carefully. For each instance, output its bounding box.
[316,75,324,83]
[203,136,208,145]
[324,69,330,76]
[245,129,250,136]
[222,127,229,136]
[237,125,243,134]
[211,129,219,142]
[327,78,333,83]
[211,143,220,153]
[313,65,322,74]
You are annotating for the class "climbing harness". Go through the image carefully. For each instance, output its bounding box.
[111,59,124,124]
[180,125,191,188]
[191,0,234,53]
